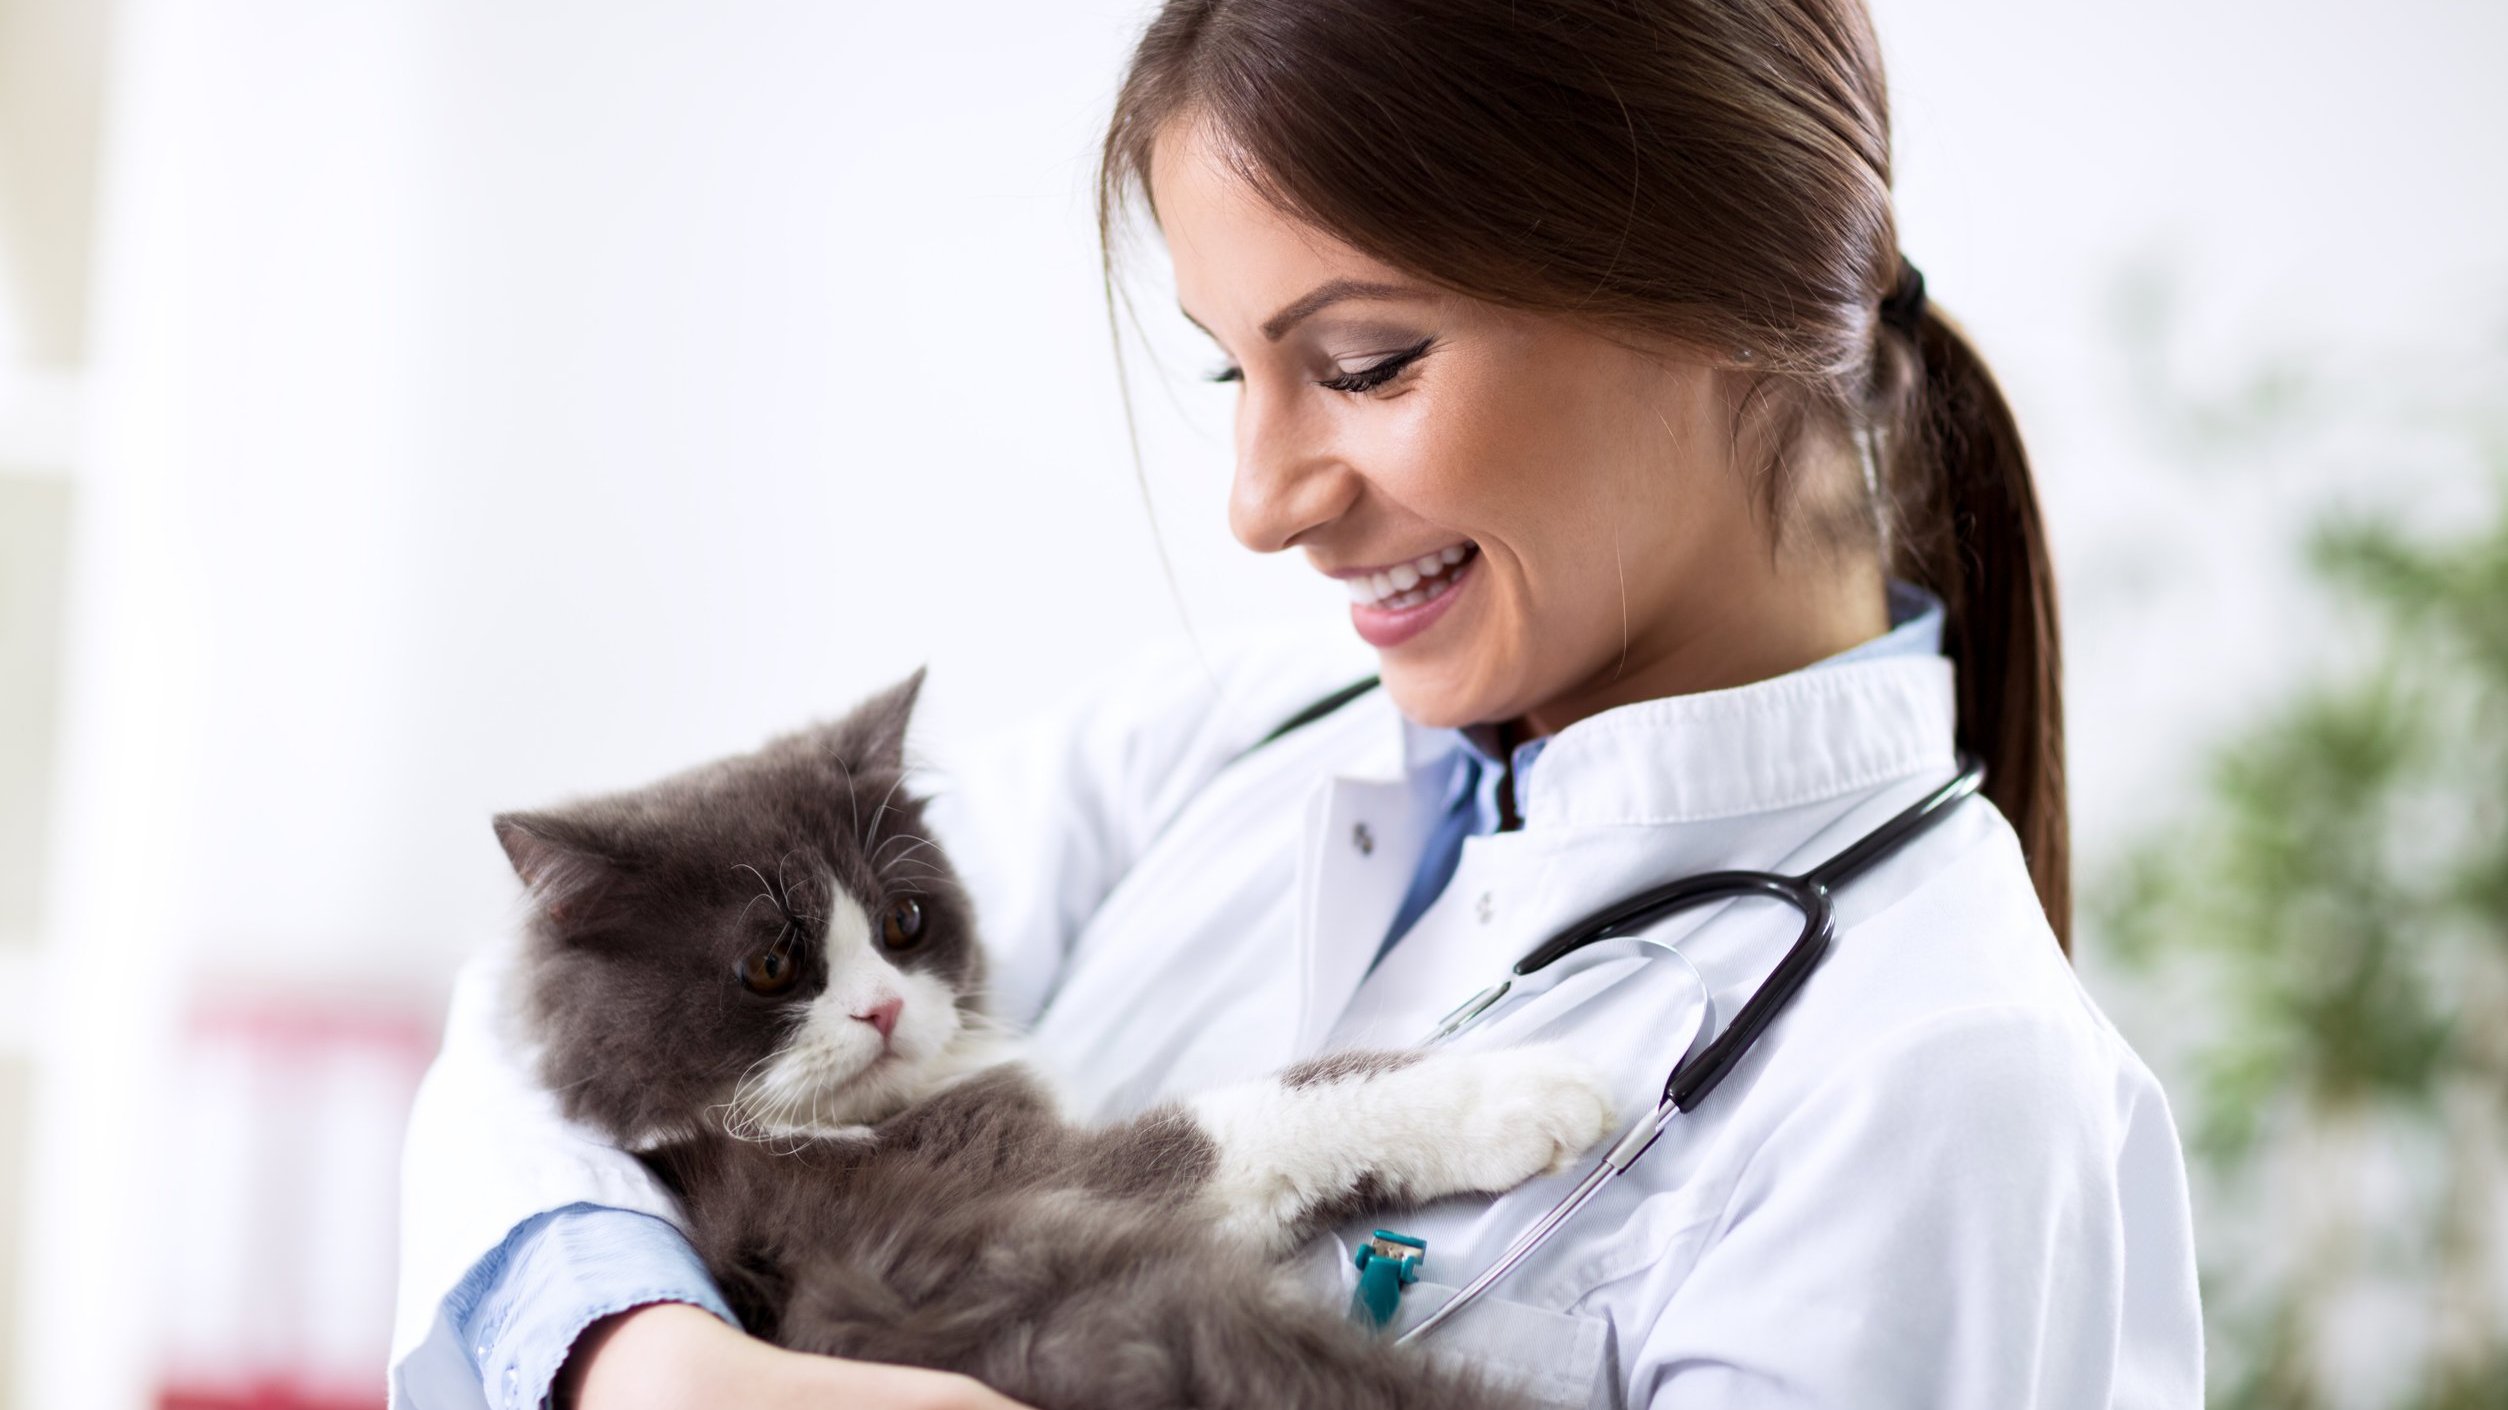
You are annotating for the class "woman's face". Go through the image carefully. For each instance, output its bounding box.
[1151,120,1879,735]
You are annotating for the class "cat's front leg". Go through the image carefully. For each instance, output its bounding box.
[1183,1044,1618,1256]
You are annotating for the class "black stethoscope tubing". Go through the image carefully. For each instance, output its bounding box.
[1521,750,1988,1120]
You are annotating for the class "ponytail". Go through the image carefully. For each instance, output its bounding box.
[1883,305,2070,951]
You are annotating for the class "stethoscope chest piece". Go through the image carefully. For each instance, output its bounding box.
[1349,1229,1428,1330]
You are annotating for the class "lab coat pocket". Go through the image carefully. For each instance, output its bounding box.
[1389,1281,1621,1410]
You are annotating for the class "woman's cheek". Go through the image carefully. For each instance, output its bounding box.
[1503,541,1612,684]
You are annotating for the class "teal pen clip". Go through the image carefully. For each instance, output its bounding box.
[1349,1229,1427,1331]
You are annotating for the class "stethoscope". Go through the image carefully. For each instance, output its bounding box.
[1371,751,1989,1344]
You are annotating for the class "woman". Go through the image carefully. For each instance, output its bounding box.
[389,0,2203,1406]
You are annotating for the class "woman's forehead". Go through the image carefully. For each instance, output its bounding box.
[1151,122,1430,339]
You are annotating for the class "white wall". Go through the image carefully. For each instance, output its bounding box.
[13,0,2505,1406]
[76,0,1344,1008]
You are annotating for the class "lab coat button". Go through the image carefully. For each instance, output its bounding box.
[1476,891,1495,923]
[1352,822,1374,856]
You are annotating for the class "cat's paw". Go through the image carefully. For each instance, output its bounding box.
[1430,1044,1620,1194]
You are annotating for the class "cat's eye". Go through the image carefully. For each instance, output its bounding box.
[739,945,801,996]
[881,897,925,951]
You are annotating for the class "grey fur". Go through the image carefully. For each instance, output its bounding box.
[499,674,1541,1410]
[1283,1050,1424,1090]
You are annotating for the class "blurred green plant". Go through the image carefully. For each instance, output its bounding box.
[2101,415,2508,1407]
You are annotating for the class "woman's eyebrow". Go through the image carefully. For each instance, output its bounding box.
[1176,277,1424,345]
[1259,278,1416,341]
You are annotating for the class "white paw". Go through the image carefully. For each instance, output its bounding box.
[1437,1044,1620,1193]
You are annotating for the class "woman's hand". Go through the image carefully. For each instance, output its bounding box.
[559,1302,1037,1410]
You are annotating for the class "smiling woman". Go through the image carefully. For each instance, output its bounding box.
[392,1,2198,1407]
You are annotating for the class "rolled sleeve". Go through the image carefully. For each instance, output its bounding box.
[447,1204,736,1410]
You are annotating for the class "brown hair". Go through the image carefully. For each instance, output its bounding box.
[1097,0,2070,950]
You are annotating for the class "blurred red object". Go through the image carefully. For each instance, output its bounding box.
[154,994,437,1410]
[161,1386,383,1410]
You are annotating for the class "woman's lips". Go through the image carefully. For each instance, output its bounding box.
[1346,544,1479,649]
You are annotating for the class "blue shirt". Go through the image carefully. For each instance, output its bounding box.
[443,578,1948,1409]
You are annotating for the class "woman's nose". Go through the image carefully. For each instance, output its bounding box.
[1228,391,1358,553]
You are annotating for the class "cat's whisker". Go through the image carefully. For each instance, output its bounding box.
[721,1044,806,1145]
[872,830,934,868]
[733,862,772,895]
[829,753,867,854]
[875,840,941,889]
[732,888,782,934]
[865,774,907,852]
[775,848,818,921]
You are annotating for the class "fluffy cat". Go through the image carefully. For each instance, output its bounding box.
[496,671,1618,1410]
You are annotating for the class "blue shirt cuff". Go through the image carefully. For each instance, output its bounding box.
[445,1203,737,1410]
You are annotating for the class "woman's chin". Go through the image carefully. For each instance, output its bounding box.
[1376,653,1512,733]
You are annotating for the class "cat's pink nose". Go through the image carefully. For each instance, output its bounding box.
[853,996,903,1044]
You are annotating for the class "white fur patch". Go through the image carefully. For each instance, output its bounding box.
[720,889,1003,1142]
[1187,1045,1619,1252]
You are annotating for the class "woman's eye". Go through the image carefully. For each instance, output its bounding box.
[1205,363,1243,385]
[882,897,925,951]
[738,944,801,996]
[1317,336,1437,395]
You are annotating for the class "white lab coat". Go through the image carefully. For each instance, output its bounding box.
[390,627,2204,1410]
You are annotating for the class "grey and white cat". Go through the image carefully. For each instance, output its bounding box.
[496,671,1618,1410]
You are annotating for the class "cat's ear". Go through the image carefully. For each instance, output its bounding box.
[494,810,632,926]
[837,666,927,774]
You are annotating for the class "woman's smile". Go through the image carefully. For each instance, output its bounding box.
[1325,542,1481,648]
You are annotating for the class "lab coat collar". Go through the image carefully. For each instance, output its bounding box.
[1290,651,1957,1055]
[1386,652,1959,829]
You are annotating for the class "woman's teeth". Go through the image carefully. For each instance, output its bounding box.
[1347,544,1475,609]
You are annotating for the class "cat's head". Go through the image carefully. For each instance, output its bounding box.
[494,670,993,1145]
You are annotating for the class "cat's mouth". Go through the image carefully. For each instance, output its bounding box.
[717,1021,1001,1142]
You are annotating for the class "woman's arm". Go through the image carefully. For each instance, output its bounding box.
[559,1305,1030,1410]
[446,1205,734,1410]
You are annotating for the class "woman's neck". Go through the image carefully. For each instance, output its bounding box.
[1518,556,1892,740]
